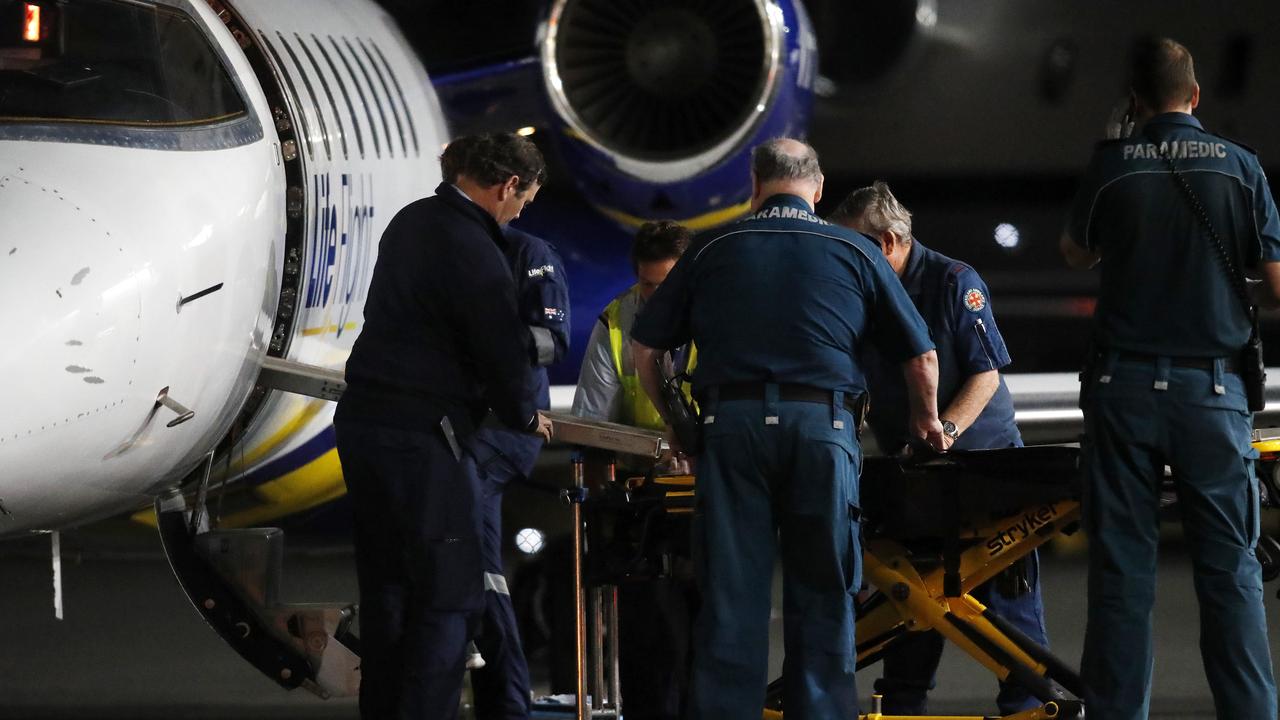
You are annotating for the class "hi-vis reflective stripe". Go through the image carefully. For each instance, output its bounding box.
[746,204,828,223]
[484,572,510,595]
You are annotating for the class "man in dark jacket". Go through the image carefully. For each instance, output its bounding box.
[335,132,552,720]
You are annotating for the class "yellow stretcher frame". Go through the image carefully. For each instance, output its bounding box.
[581,454,1086,720]
[762,497,1085,720]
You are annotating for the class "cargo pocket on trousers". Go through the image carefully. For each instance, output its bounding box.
[1242,436,1262,550]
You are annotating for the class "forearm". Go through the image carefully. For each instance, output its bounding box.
[904,350,940,421]
[632,340,669,425]
[941,369,999,433]
[903,350,946,450]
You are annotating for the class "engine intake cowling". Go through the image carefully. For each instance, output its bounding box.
[542,0,815,228]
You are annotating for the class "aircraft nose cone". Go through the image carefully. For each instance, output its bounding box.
[0,166,143,443]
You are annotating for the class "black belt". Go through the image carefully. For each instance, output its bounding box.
[713,382,866,414]
[1116,352,1237,373]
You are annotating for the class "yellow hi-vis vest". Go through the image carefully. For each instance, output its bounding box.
[604,288,698,431]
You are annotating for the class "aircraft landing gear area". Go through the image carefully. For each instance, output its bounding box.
[155,453,361,700]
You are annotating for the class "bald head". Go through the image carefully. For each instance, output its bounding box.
[750,138,824,211]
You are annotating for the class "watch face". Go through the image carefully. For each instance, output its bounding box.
[942,420,958,438]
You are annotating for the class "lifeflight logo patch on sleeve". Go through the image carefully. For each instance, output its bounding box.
[964,288,986,312]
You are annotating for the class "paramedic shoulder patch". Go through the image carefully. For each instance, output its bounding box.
[963,288,986,312]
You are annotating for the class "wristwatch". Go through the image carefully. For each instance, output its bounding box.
[941,419,960,441]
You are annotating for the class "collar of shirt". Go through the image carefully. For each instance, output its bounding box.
[1142,111,1204,132]
[434,182,508,248]
[758,193,816,213]
[447,182,477,205]
[900,239,931,295]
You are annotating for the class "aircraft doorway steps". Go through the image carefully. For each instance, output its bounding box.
[155,487,361,698]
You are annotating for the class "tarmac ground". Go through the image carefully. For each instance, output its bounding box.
[2,503,1279,720]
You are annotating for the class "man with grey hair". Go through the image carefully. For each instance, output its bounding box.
[630,138,945,719]
[832,181,1046,716]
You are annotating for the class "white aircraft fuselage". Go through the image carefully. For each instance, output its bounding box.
[0,0,447,535]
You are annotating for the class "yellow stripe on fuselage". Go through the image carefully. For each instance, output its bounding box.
[131,446,347,529]
[596,199,752,232]
[301,322,359,336]
[234,399,329,470]
[216,448,347,528]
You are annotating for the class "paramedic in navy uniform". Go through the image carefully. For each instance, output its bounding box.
[1062,38,1280,720]
[467,219,571,720]
[335,132,552,720]
[832,181,1048,715]
[631,138,946,720]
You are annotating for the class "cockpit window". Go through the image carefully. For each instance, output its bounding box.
[0,0,247,126]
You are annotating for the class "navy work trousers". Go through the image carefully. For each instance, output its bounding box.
[470,441,533,720]
[689,393,861,720]
[1081,357,1277,720]
[335,420,484,720]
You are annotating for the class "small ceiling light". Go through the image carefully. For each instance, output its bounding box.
[515,528,545,555]
[915,1,938,29]
[516,126,536,137]
[994,222,1020,249]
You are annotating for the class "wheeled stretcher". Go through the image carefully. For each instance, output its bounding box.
[546,407,1085,719]
[772,446,1089,720]
[545,412,1280,720]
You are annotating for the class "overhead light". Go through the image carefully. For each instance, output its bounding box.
[516,126,536,137]
[23,3,41,42]
[915,0,938,29]
[994,222,1020,249]
[515,527,545,555]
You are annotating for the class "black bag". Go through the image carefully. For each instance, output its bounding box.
[1158,138,1267,412]
[658,366,700,454]
[1242,321,1267,412]
[1078,342,1102,411]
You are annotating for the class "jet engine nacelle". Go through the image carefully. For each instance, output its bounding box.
[540,0,817,229]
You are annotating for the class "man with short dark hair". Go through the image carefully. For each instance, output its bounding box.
[1062,37,1280,719]
[336,132,551,719]
[632,138,945,719]
[833,181,1046,716]
[571,219,695,720]
[572,220,694,429]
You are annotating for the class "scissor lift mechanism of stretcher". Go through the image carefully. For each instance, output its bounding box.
[544,411,1088,720]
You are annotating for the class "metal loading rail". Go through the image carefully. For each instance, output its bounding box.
[542,411,672,720]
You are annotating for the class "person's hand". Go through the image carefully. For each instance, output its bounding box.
[533,411,553,443]
[1104,97,1134,140]
[940,432,956,452]
[913,415,946,453]
[656,446,690,475]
